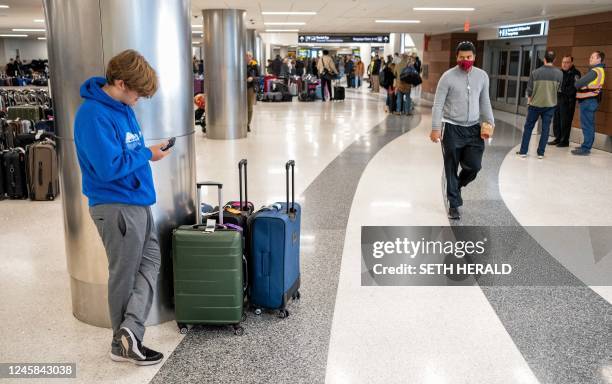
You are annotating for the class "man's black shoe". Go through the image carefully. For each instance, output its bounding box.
[448,207,461,220]
[110,327,163,366]
[556,142,569,147]
[548,139,560,145]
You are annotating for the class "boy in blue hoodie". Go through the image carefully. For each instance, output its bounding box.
[74,50,171,365]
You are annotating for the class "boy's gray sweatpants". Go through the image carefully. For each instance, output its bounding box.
[89,204,161,343]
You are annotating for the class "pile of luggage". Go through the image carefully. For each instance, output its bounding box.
[298,75,319,102]
[0,107,58,201]
[172,159,301,335]
[259,75,293,102]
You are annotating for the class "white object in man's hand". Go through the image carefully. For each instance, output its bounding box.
[149,141,172,161]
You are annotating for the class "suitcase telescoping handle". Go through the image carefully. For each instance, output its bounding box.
[196,181,223,226]
[238,159,248,212]
[285,160,295,214]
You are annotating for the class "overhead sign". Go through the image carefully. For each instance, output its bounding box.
[298,34,390,44]
[498,21,546,39]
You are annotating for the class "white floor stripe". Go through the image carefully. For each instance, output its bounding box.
[325,111,540,384]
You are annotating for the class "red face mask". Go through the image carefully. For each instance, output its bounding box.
[458,59,474,71]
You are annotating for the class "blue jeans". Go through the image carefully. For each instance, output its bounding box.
[579,98,599,152]
[354,76,362,88]
[396,91,411,114]
[519,105,555,156]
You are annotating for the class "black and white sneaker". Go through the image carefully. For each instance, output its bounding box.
[110,327,163,366]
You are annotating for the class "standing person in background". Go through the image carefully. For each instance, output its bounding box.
[197,60,204,76]
[355,56,365,88]
[393,52,401,65]
[549,55,581,147]
[246,51,260,133]
[192,56,198,74]
[311,57,319,77]
[345,56,355,88]
[371,54,382,93]
[572,51,606,156]
[394,53,412,115]
[317,50,338,102]
[517,51,563,159]
[272,55,282,77]
[382,62,396,113]
[430,41,495,220]
[412,52,422,74]
[338,56,345,82]
[5,58,15,76]
[74,49,171,365]
[367,58,374,88]
[280,58,290,78]
[296,58,305,77]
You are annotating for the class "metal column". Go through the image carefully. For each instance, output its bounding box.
[202,9,247,140]
[44,0,196,327]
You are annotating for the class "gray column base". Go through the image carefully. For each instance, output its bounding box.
[70,277,175,328]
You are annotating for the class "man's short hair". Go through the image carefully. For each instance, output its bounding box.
[594,51,606,62]
[106,49,158,97]
[323,50,329,55]
[562,55,574,61]
[456,41,476,55]
[544,50,556,63]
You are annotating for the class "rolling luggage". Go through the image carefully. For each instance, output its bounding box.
[172,181,246,336]
[26,140,59,201]
[333,85,345,101]
[3,148,28,199]
[7,106,43,122]
[248,160,301,318]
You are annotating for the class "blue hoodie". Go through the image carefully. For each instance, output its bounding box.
[74,77,155,207]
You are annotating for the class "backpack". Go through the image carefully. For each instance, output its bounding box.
[400,65,422,86]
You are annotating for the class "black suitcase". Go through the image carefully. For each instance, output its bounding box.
[3,148,28,199]
[333,86,345,101]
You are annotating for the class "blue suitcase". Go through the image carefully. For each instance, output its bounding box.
[248,160,301,318]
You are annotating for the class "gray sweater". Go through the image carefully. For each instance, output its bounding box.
[432,66,495,130]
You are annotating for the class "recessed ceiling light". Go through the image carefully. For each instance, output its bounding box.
[0,34,27,37]
[191,24,202,28]
[37,37,46,40]
[191,30,203,34]
[413,7,475,11]
[12,28,46,32]
[0,5,9,9]
[375,20,421,23]
[192,41,200,44]
[265,29,300,32]
[264,22,306,25]
[34,19,45,23]
[262,11,316,15]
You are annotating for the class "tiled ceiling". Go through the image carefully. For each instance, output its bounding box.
[1,0,612,40]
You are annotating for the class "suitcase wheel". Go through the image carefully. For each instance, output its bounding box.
[278,309,289,319]
[233,325,244,336]
[292,290,301,301]
[177,323,188,334]
[254,308,262,316]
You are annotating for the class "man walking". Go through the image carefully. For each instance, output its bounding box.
[572,51,606,156]
[430,41,495,220]
[549,55,581,147]
[74,50,171,365]
[517,51,563,159]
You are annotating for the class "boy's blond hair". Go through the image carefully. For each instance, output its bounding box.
[106,49,158,97]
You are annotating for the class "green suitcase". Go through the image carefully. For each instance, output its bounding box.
[172,181,246,335]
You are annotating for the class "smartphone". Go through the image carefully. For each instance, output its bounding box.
[161,137,176,152]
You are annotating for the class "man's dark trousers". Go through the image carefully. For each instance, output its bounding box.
[441,123,484,209]
[553,94,576,145]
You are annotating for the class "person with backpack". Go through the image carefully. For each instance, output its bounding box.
[317,50,338,102]
[394,54,412,115]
